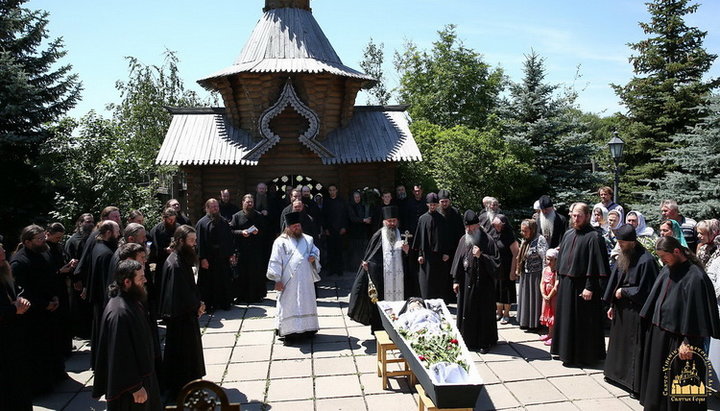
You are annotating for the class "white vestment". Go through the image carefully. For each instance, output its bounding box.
[267,233,321,336]
[382,228,405,301]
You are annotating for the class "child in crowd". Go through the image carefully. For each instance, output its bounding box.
[539,248,559,346]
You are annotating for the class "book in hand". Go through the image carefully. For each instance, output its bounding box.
[246,225,258,234]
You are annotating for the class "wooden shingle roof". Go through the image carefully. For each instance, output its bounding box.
[197,7,375,88]
[155,106,421,166]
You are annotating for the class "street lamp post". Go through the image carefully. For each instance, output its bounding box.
[607,131,625,204]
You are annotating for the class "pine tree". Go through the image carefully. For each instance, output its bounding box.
[612,0,718,199]
[503,51,599,206]
[0,0,81,243]
[645,94,720,221]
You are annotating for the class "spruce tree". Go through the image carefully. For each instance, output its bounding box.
[646,94,720,221]
[503,51,599,206]
[612,0,718,199]
[0,0,81,144]
[0,0,81,242]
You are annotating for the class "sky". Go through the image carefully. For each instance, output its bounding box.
[27,0,720,119]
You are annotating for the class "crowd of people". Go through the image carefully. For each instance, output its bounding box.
[2,182,720,410]
[349,185,720,411]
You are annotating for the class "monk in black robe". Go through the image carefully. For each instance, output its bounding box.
[159,226,206,399]
[230,194,267,303]
[10,225,67,394]
[551,203,609,366]
[638,236,720,411]
[603,224,659,397]
[451,210,500,353]
[93,259,161,410]
[413,193,453,301]
[195,198,234,311]
[65,213,95,339]
[87,221,121,369]
[348,206,417,331]
[148,208,177,304]
[1,239,32,410]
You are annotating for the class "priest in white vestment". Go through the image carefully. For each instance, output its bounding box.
[267,212,321,341]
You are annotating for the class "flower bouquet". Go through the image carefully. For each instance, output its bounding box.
[377,299,483,408]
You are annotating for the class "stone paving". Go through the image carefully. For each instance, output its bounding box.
[33,273,720,410]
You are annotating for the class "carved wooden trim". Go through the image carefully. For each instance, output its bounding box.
[246,79,334,160]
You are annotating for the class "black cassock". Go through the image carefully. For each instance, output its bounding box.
[93,294,161,410]
[451,232,500,350]
[10,246,65,395]
[347,228,419,331]
[148,222,176,305]
[196,215,234,310]
[159,252,205,396]
[0,280,32,410]
[638,261,720,411]
[413,210,453,301]
[65,231,93,339]
[602,244,659,395]
[88,240,116,369]
[230,209,267,303]
[551,224,609,365]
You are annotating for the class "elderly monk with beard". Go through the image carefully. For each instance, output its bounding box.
[536,195,568,248]
[451,210,500,353]
[93,259,161,410]
[267,212,321,344]
[159,225,206,399]
[603,224,659,399]
[348,206,418,332]
[551,202,610,366]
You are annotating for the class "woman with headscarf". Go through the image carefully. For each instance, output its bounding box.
[696,219,720,266]
[625,211,655,238]
[592,205,609,233]
[659,219,689,248]
[515,219,547,330]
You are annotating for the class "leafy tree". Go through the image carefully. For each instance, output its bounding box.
[612,0,718,199]
[394,25,504,131]
[502,51,600,206]
[41,52,211,229]
[643,94,720,221]
[359,38,391,105]
[399,120,534,212]
[0,0,81,242]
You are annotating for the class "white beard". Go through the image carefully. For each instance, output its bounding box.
[540,210,555,239]
[464,230,480,248]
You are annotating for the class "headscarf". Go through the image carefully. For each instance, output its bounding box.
[592,204,609,230]
[664,219,688,248]
[608,209,624,231]
[627,211,655,237]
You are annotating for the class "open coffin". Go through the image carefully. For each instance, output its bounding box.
[377,299,484,408]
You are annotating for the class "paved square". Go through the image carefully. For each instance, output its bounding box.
[34,272,720,410]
